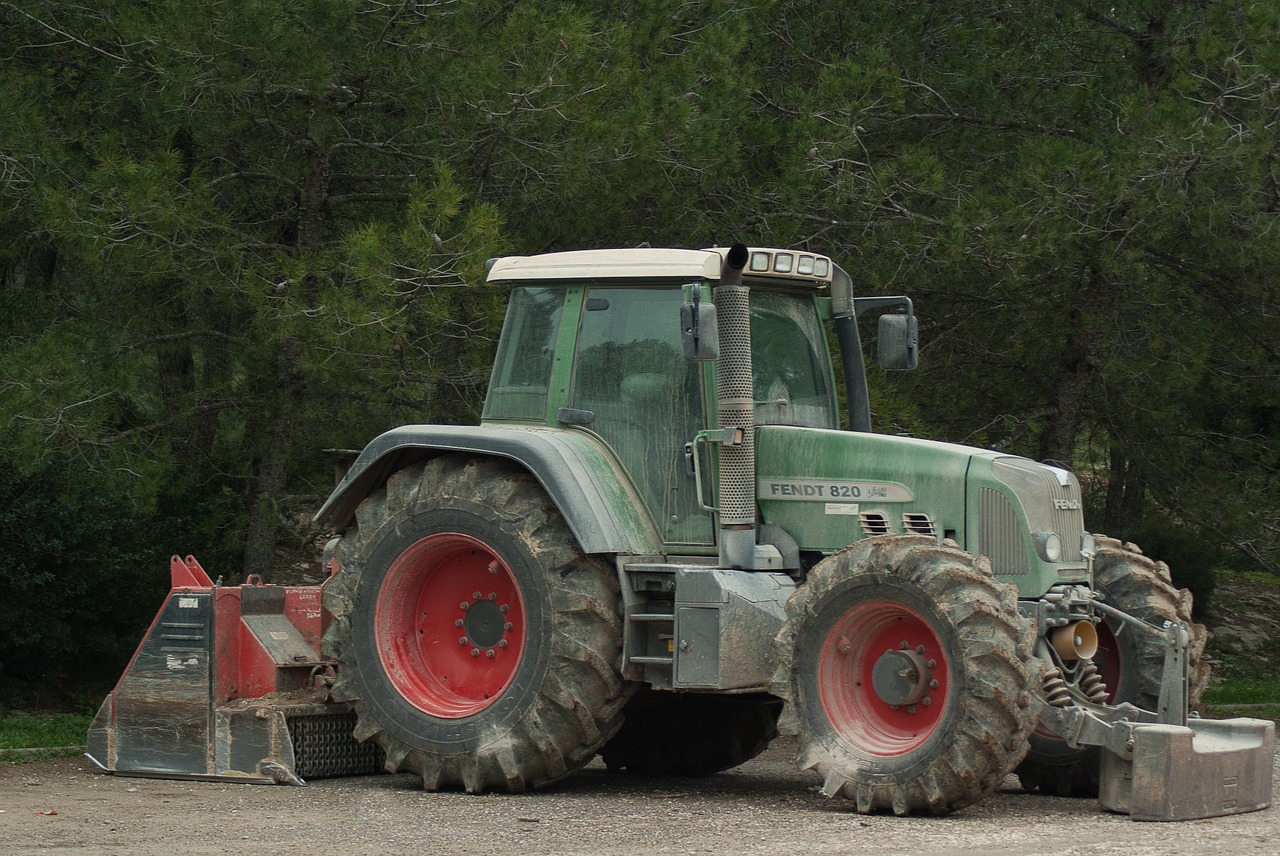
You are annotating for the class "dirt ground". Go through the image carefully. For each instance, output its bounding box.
[2,736,1277,856]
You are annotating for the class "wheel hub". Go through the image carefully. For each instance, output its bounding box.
[871,648,931,706]
[461,597,508,649]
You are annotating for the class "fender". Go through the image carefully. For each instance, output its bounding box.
[313,424,661,556]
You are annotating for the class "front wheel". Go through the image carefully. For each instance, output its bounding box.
[322,455,631,792]
[777,536,1038,815]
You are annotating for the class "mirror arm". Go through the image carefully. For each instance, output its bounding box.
[834,314,872,433]
[852,295,914,320]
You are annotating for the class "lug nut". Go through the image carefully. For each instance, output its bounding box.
[458,636,468,645]
[916,645,925,654]
[488,592,497,601]
[470,648,480,658]
[486,650,496,659]
[929,679,939,689]
[921,696,932,706]
[460,601,469,610]
[498,640,508,648]
[504,622,513,631]
[455,619,464,627]
[899,641,909,650]
[926,659,937,669]
[473,591,482,600]
[500,604,510,613]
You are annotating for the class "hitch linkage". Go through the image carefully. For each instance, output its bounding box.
[1025,588,1273,820]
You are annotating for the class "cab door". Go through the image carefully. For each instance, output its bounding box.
[569,286,713,545]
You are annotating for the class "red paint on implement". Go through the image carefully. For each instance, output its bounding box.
[375,533,526,718]
[818,600,949,756]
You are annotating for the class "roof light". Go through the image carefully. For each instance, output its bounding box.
[749,252,772,272]
[774,253,794,273]
[797,255,815,275]
[814,258,830,277]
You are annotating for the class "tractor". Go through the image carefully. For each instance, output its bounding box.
[88,244,1273,820]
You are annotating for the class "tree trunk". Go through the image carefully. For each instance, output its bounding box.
[1103,445,1147,536]
[1039,329,1093,468]
[242,143,330,575]
[243,340,305,574]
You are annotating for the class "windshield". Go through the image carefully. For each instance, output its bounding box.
[750,291,837,429]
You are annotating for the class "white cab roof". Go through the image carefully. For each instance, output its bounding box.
[487,248,722,282]
[486,247,834,285]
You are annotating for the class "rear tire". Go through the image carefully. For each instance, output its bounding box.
[322,455,631,792]
[777,536,1038,815]
[1015,536,1210,796]
[599,691,781,776]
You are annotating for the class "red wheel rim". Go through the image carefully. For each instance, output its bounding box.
[375,533,526,718]
[1091,619,1122,705]
[818,600,950,756]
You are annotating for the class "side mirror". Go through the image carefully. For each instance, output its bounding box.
[681,301,719,361]
[878,314,918,370]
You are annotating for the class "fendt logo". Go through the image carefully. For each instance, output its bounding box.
[1053,498,1081,510]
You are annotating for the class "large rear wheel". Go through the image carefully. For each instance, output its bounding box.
[777,536,1038,815]
[1015,535,1209,796]
[322,455,631,792]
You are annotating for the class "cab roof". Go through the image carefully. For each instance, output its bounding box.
[486,247,834,286]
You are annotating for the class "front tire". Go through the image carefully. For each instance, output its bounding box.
[777,536,1038,815]
[322,455,631,792]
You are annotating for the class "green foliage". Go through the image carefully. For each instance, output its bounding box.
[1117,516,1224,618]
[0,458,242,697]
[1,0,1278,698]
[0,712,93,749]
[1203,678,1280,706]
[763,0,1280,574]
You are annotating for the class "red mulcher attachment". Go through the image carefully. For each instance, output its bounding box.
[86,556,382,784]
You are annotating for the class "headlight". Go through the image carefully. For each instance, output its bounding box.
[1034,531,1063,562]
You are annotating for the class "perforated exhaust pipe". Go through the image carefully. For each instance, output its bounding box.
[715,245,757,569]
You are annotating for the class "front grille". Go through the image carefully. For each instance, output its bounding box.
[992,458,1086,563]
[980,488,1028,575]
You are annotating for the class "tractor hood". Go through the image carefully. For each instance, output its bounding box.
[755,426,1089,597]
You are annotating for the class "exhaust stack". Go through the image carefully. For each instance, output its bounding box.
[714,245,781,570]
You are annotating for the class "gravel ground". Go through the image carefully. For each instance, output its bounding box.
[1,736,1277,856]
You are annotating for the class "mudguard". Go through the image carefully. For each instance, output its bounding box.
[313,424,660,556]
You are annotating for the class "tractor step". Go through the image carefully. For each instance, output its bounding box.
[1099,716,1275,821]
[86,556,383,784]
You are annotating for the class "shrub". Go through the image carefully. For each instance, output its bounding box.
[1118,516,1221,619]
[0,464,241,705]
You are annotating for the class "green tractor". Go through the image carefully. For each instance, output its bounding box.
[89,244,1272,819]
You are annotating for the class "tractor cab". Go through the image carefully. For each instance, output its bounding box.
[481,248,866,548]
